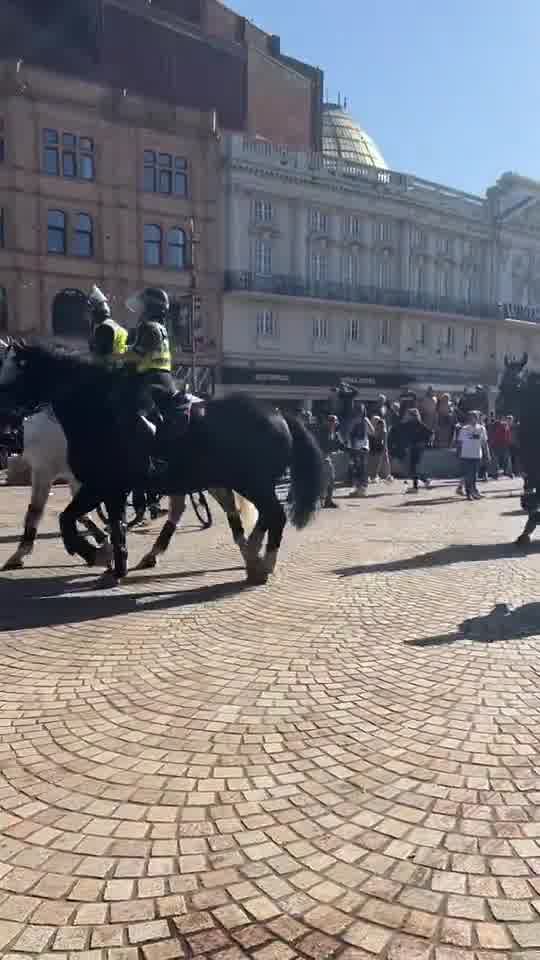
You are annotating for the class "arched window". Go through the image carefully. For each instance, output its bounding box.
[167,227,186,269]
[74,213,93,257]
[51,289,89,338]
[0,286,7,331]
[47,210,66,254]
[144,224,162,266]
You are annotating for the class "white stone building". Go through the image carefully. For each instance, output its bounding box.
[221,102,540,410]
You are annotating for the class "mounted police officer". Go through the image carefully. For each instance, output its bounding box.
[87,285,128,366]
[125,287,174,394]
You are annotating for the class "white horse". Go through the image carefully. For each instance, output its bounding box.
[3,407,112,570]
[3,406,257,572]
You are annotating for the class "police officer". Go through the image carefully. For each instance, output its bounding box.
[87,286,128,365]
[125,287,174,396]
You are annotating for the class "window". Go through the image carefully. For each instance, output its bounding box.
[73,213,93,257]
[341,253,359,285]
[0,287,7,331]
[417,321,427,348]
[311,252,328,282]
[348,316,363,343]
[0,118,4,164]
[345,215,361,239]
[379,315,391,347]
[254,199,273,223]
[256,310,277,338]
[411,228,427,248]
[254,240,272,276]
[437,269,450,298]
[0,207,4,248]
[47,210,66,254]
[377,256,392,288]
[144,150,188,196]
[464,269,478,303]
[313,316,329,340]
[446,325,455,352]
[437,234,451,255]
[144,224,162,266]
[411,262,426,292]
[42,129,95,180]
[310,209,328,233]
[374,220,393,244]
[468,327,479,353]
[167,227,187,269]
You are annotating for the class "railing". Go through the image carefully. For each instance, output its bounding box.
[224,271,505,321]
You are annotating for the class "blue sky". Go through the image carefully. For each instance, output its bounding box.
[231,0,539,196]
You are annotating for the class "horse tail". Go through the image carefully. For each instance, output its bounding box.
[233,492,258,535]
[283,414,324,529]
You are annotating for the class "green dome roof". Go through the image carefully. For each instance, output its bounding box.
[322,103,388,169]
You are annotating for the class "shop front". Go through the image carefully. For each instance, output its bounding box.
[220,366,417,411]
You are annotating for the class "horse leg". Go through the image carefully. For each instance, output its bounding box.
[261,493,286,576]
[103,495,128,583]
[4,471,52,570]
[68,479,109,547]
[59,487,105,567]
[209,488,249,561]
[137,495,186,570]
[516,513,538,547]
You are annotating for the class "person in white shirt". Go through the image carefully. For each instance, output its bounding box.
[456,410,491,500]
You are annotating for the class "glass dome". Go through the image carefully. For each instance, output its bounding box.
[322,102,388,169]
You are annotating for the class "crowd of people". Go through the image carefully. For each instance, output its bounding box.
[294,384,520,508]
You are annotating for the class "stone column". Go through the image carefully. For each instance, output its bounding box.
[291,202,308,280]
[400,220,410,291]
[360,217,372,286]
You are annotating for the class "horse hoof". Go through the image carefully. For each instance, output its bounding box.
[262,550,278,576]
[516,535,531,548]
[95,570,121,589]
[94,543,114,568]
[3,556,23,571]
[246,567,269,586]
[136,554,157,570]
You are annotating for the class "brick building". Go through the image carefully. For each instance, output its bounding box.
[0,59,222,381]
[1,0,323,151]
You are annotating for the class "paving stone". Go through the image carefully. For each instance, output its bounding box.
[0,482,538,960]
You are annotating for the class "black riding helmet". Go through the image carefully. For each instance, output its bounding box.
[126,288,170,322]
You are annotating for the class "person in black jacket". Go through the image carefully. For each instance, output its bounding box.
[397,407,433,492]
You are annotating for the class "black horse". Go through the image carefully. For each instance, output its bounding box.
[0,342,323,584]
[497,352,528,419]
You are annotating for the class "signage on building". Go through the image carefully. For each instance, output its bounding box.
[500,303,540,323]
[222,367,414,389]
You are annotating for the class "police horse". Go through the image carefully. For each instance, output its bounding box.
[0,341,323,584]
[495,352,540,546]
[1,404,254,571]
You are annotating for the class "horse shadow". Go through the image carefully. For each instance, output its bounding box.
[409,602,540,647]
[334,540,539,578]
[0,568,250,632]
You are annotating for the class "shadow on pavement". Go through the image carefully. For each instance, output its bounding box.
[0,531,60,546]
[335,541,535,578]
[0,568,251,632]
[408,602,540,647]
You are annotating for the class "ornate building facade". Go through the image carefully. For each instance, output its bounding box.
[0,60,222,380]
[221,103,540,408]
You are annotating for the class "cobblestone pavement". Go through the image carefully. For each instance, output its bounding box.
[2,479,540,959]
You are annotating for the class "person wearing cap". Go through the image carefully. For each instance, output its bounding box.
[87,285,128,366]
[124,287,173,388]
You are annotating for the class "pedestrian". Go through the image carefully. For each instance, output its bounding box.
[339,401,374,498]
[368,416,390,482]
[490,415,512,477]
[398,408,432,492]
[457,409,490,500]
[507,415,520,477]
[316,414,340,508]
